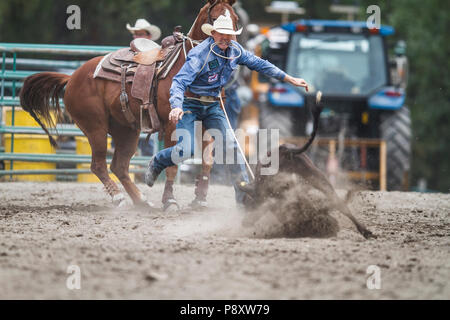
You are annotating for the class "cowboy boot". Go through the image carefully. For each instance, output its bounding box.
[144,156,162,187]
[190,173,210,209]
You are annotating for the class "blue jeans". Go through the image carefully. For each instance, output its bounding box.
[152,99,249,204]
[211,87,242,184]
[224,87,242,130]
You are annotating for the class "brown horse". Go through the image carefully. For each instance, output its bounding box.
[19,0,239,209]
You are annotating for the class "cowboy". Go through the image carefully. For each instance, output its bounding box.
[145,12,309,205]
[126,18,161,41]
[126,18,162,157]
[210,1,249,184]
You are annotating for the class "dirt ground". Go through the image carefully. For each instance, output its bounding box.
[0,181,449,299]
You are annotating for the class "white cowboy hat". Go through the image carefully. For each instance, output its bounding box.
[201,11,242,36]
[126,18,161,41]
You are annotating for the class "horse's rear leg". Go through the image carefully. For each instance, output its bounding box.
[85,130,125,206]
[109,125,149,207]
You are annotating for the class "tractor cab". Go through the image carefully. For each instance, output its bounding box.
[259,19,405,115]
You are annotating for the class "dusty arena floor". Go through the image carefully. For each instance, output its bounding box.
[0,182,449,299]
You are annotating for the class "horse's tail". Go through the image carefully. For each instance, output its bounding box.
[20,72,70,147]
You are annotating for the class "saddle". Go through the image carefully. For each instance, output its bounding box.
[94,29,184,134]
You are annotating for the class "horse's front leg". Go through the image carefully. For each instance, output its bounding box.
[87,129,125,207]
[109,122,153,208]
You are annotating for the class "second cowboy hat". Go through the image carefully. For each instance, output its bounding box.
[201,11,242,36]
[126,18,161,41]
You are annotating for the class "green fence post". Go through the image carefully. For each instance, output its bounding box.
[12,52,16,98]
[9,52,17,180]
[1,52,5,102]
[1,51,4,178]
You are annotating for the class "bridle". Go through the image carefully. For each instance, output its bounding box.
[207,0,219,24]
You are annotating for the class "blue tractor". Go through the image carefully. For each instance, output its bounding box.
[256,19,411,190]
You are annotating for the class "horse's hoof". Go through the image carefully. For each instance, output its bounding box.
[112,193,127,207]
[189,198,208,210]
[361,228,377,239]
[163,199,179,212]
[366,231,377,239]
[135,200,156,210]
[146,201,156,208]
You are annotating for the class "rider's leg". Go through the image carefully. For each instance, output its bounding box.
[146,101,201,186]
[203,102,249,204]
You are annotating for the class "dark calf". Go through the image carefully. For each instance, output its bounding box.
[239,144,376,239]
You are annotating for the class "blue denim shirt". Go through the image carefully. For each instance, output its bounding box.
[169,37,287,109]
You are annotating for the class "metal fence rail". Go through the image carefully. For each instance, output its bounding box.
[0,42,157,180]
[0,124,155,138]
[0,153,151,165]
[0,168,148,176]
[0,43,124,56]
[281,137,387,191]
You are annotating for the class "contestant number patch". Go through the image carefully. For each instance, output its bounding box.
[208,73,219,83]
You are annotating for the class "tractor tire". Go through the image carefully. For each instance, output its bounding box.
[258,101,294,137]
[380,106,412,190]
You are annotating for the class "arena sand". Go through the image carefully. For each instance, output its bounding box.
[0,181,449,299]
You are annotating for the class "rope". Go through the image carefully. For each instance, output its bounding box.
[181,34,201,46]
[187,16,198,37]
[209,42,242,60]
[198,42,242,75]
[180,34,201,60]
[198,49,214,74]
[182,37,187,59]
[218,94,255,181]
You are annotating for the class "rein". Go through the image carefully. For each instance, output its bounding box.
[207,0,219,24]
[181,34,202,59]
